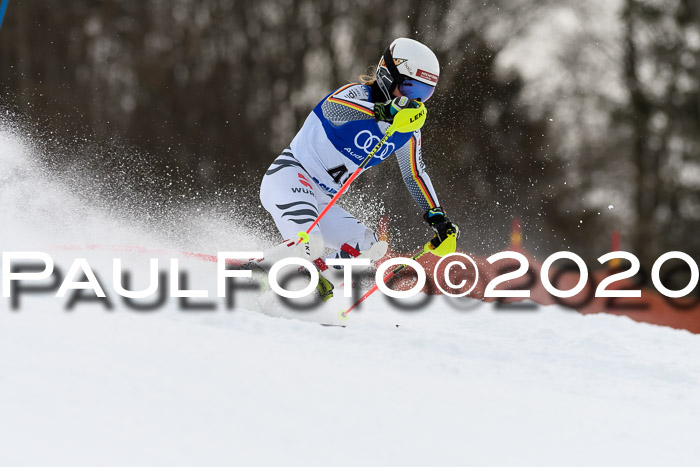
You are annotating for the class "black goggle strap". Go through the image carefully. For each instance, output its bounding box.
[382,46,404,92]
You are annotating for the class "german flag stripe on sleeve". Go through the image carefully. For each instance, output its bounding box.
[409,135,437,209]
[326,84,375,116]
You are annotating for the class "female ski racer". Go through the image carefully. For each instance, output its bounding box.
[260,37,459,301]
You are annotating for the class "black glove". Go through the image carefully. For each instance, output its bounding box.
[423,207,460,247]
[374,96,418,122]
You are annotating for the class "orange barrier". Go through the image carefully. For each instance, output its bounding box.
[380,219,700,334]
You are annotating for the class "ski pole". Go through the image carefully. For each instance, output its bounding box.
[297,102,427,244]
[340,248,430,318]
[339,232,458,318]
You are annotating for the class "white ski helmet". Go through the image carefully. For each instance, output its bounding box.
[376,37,440,102]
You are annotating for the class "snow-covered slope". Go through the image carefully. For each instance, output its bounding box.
[2,124,700,467]
[3,295,700,467]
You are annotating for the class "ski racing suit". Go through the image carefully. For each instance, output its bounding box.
[260,82,440,259]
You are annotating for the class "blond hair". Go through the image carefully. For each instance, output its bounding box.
[358,65,377,85]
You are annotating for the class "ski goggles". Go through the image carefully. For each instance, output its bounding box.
[397,78,436,102]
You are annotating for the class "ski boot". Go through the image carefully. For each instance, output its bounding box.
[297,265,334,302]
[316,273,334,302]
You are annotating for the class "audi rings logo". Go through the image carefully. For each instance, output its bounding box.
[354,130,395,160]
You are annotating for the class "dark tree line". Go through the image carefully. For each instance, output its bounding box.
[620,0,700,265]
[2,0,700,265]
